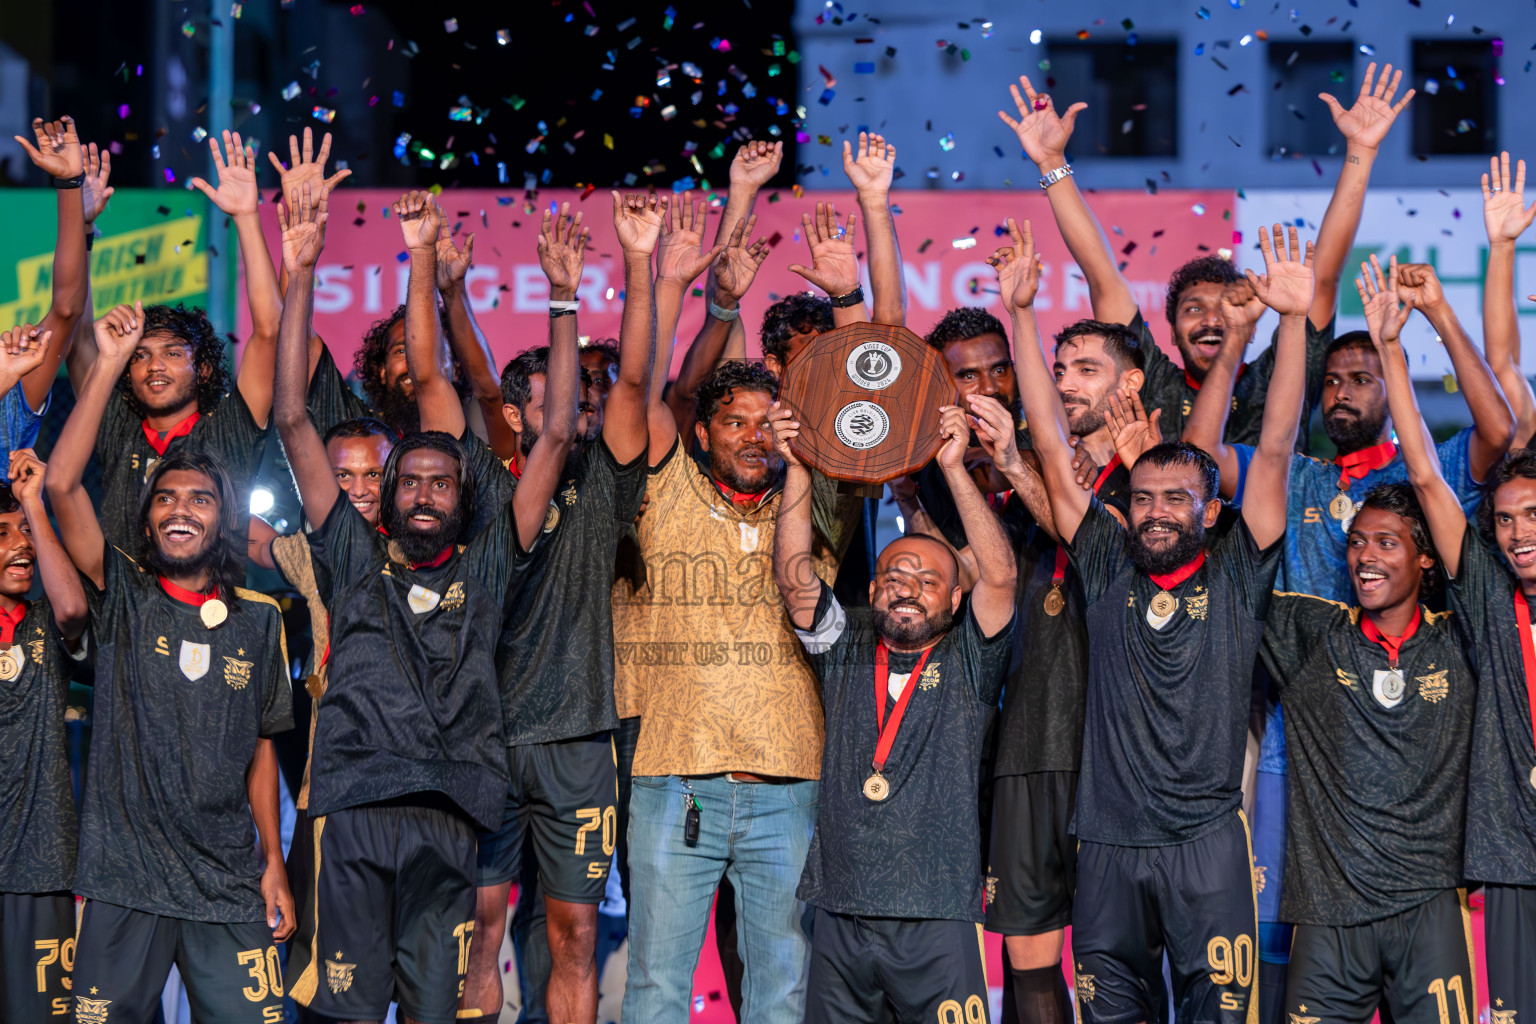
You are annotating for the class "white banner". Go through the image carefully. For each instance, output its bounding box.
[1235,189,1536,380]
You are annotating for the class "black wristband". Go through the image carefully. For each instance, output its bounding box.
[52,173,85,190]
[549,308,577,318]
[829,285,865,308]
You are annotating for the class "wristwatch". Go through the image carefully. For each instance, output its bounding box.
[1038,164,1074,190]
[829,285,865,309]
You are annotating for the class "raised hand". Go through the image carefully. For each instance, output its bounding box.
[8,449,46,506]
[266,128,351,202]
[1483,152,1536,243]
[1105,388,1164,468]
[656,191,724,285]
[842,131,897,197]
[1219,277,1267,334]
[81,141,114,223]
[93,302,144,363]
[937,405,971,471]
[988,218,1042,311]
[766,400,804,468]
[13,116,83,180]
[0,324,52,385]
[1356,254,1413,347]
[1319,61,1414,152]
[730,140,783,190]
[277,183,329,273]
[1244,223,1315,317]
[714,214,770,305]
[998,75,1085,168]
[537,202,588,299]
[612,191,666,256]
[187,131,260,217]
[787,202,859,297]
[435,225,475,292]
[966,393,1025,475]
[393,190,442,253]
[1394,262,1446,314]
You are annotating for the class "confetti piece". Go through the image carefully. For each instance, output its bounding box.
[444,17,458,33]
[1197,7,1210,19]
[231,2,244,17]
[191,127,207,142]
[1076,29,1090,40]
[917,238,933,253]
[1443,374,1459,393]
[1192,203,1206,215]
[818,65,837,88]
[854,61,875,73]
[1424,79,1439,94]
[1029,29,1042,44]
[939,133,955,151]
[313,106,336,123]
[164,167,176,183]
[952,237,977,249]
[116,103,130,119]
[181,20,195,37]
[819,88,835,105]
[1358,44,1375,56]
[497,29,510,44]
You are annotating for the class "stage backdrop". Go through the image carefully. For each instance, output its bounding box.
[244,187,1235,376]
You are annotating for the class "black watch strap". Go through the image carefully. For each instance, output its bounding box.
[829,286,865,309]
[52,173,85,190]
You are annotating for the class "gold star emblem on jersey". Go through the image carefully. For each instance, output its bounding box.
[918,663,941,691]
[326,957,357,994]
[1074,965,1096,1002]
[1491,1011,1517,1024]
[406,584,441,615]
[75,996,112,1023]
[1416,668,1449,703]
[440,581,466,611]
[0,645,21,681]
[223,656,254,691]
[1186,587,1209,622]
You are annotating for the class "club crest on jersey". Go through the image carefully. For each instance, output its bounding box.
[562,481,579,506]
[1372,668,1406,709]
[1289,1014,1321,1024]
[180,640,210,681]
[440,581,466,611]
[1186,587,1209,621]
[1253,864,1267,893]
[26,636,45,664]
[1417,668,1449,703]
[326,956,356,994]
[406,584,441,614]
[76,997,112,1023]
[224,656,254,691]
[918,663,941,691]
[1074,965,1096,1002]
[1491,1009,1517,1024]
[0,644,21,681]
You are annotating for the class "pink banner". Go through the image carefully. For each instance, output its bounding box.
[247,188,1235,376]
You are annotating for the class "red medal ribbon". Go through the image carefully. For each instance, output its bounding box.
[1510,594,1536,758]
[872,640,935,775]
[1334,440,1398,491]
[715,481,768,506]
[507,456,523,480]
[1360,606,1421,669]
[158,576,219,607]
[141,411,201,457]
[0,600,26,644]
[1148,551,1206,591]
[1051,455,1123,587]
[408,547,453,571]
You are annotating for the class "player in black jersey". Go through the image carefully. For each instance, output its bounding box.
[997,218,1310,1024]
[0,441,88,1022]
[47,302,295,1023]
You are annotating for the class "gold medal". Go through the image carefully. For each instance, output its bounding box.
[200,598,228,629]
[0,652,18,681]
[1149,590,1178,619]
[1529,765,1536,793]
[862,772,890,802]
[1043,587,1065,617]
[1329,492,1355,521]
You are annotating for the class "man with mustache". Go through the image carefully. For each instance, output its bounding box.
[767,388,1016,1020]
[459,192,654,1024]
[47,303,294,1022]
[267,184,510,1024]
[1001,218,1310,1024]
[1253,257,1478,1024]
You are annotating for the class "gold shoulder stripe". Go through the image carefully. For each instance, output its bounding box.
[234,586,282,611]
[234,587,292,687]
[111,546,144,572]
[1424,607,1455,626]
[1270,590,1353,612]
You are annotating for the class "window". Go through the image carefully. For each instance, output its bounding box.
[1411,39,1499,155]
[1042,39,1178,157]
[1266,41,1354,157]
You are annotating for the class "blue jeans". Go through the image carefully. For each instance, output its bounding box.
[622,774,818,1024]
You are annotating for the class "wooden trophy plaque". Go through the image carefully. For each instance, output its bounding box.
[778,322,957,485]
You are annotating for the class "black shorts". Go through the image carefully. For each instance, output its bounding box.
[286,802,477,1024]
[1486,883,1536,1019]
[71,899,284,1023]
[804,907,990,1024]
[1287,888,1475,1024]
[1,890,76,1020]
[475,731,617,902]
[985,771,1077,936]
[1072,811,1257,1024]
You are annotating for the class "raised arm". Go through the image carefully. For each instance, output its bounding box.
[63,141,116,390]
[9,449,87,643]
[703,142,779,363]
[788,202,870,325]
[13,116,88,410]
[1480,153,1536,446]
[653,191,724,439]
[999,77,1137,326]
[1239,225,1314,550]
[843,131,905,324]
[1311,62,1414,329]
[1396,262,1514,482]
[606,191,665,464]
[393,192,463,436]
[274,184,341,529]
[269,129,352,298]
[937,405,1017,636]
[1357,255,1467,575]
[189,131,280,427]
[437,226,515,458]
[45,304,144,588]
[511,205,586,550]
[1181,286,1259,500]
[767,400,820,630]
[990,218,1091,541]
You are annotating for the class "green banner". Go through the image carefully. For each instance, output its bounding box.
[0,189,209,328]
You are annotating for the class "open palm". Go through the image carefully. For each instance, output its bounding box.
[788,202,858,296]
[1246,224,1314,317]
[988,218,1041,311]
[998,76,1084,166]
[1483,153,1536,242]
[13,116,83,180]
[1320,62,1413,151]
[436,230,475,291]
[612,192,666,256]
[715,216,769,303]
[189,131,259,217]
[537,204,587,294]
[731,141,782,189]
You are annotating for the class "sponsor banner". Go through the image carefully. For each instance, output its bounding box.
[1236,188,1536,379]
[246,187,1235,375]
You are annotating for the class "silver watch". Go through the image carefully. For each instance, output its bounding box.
[1038,164,1074,190]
